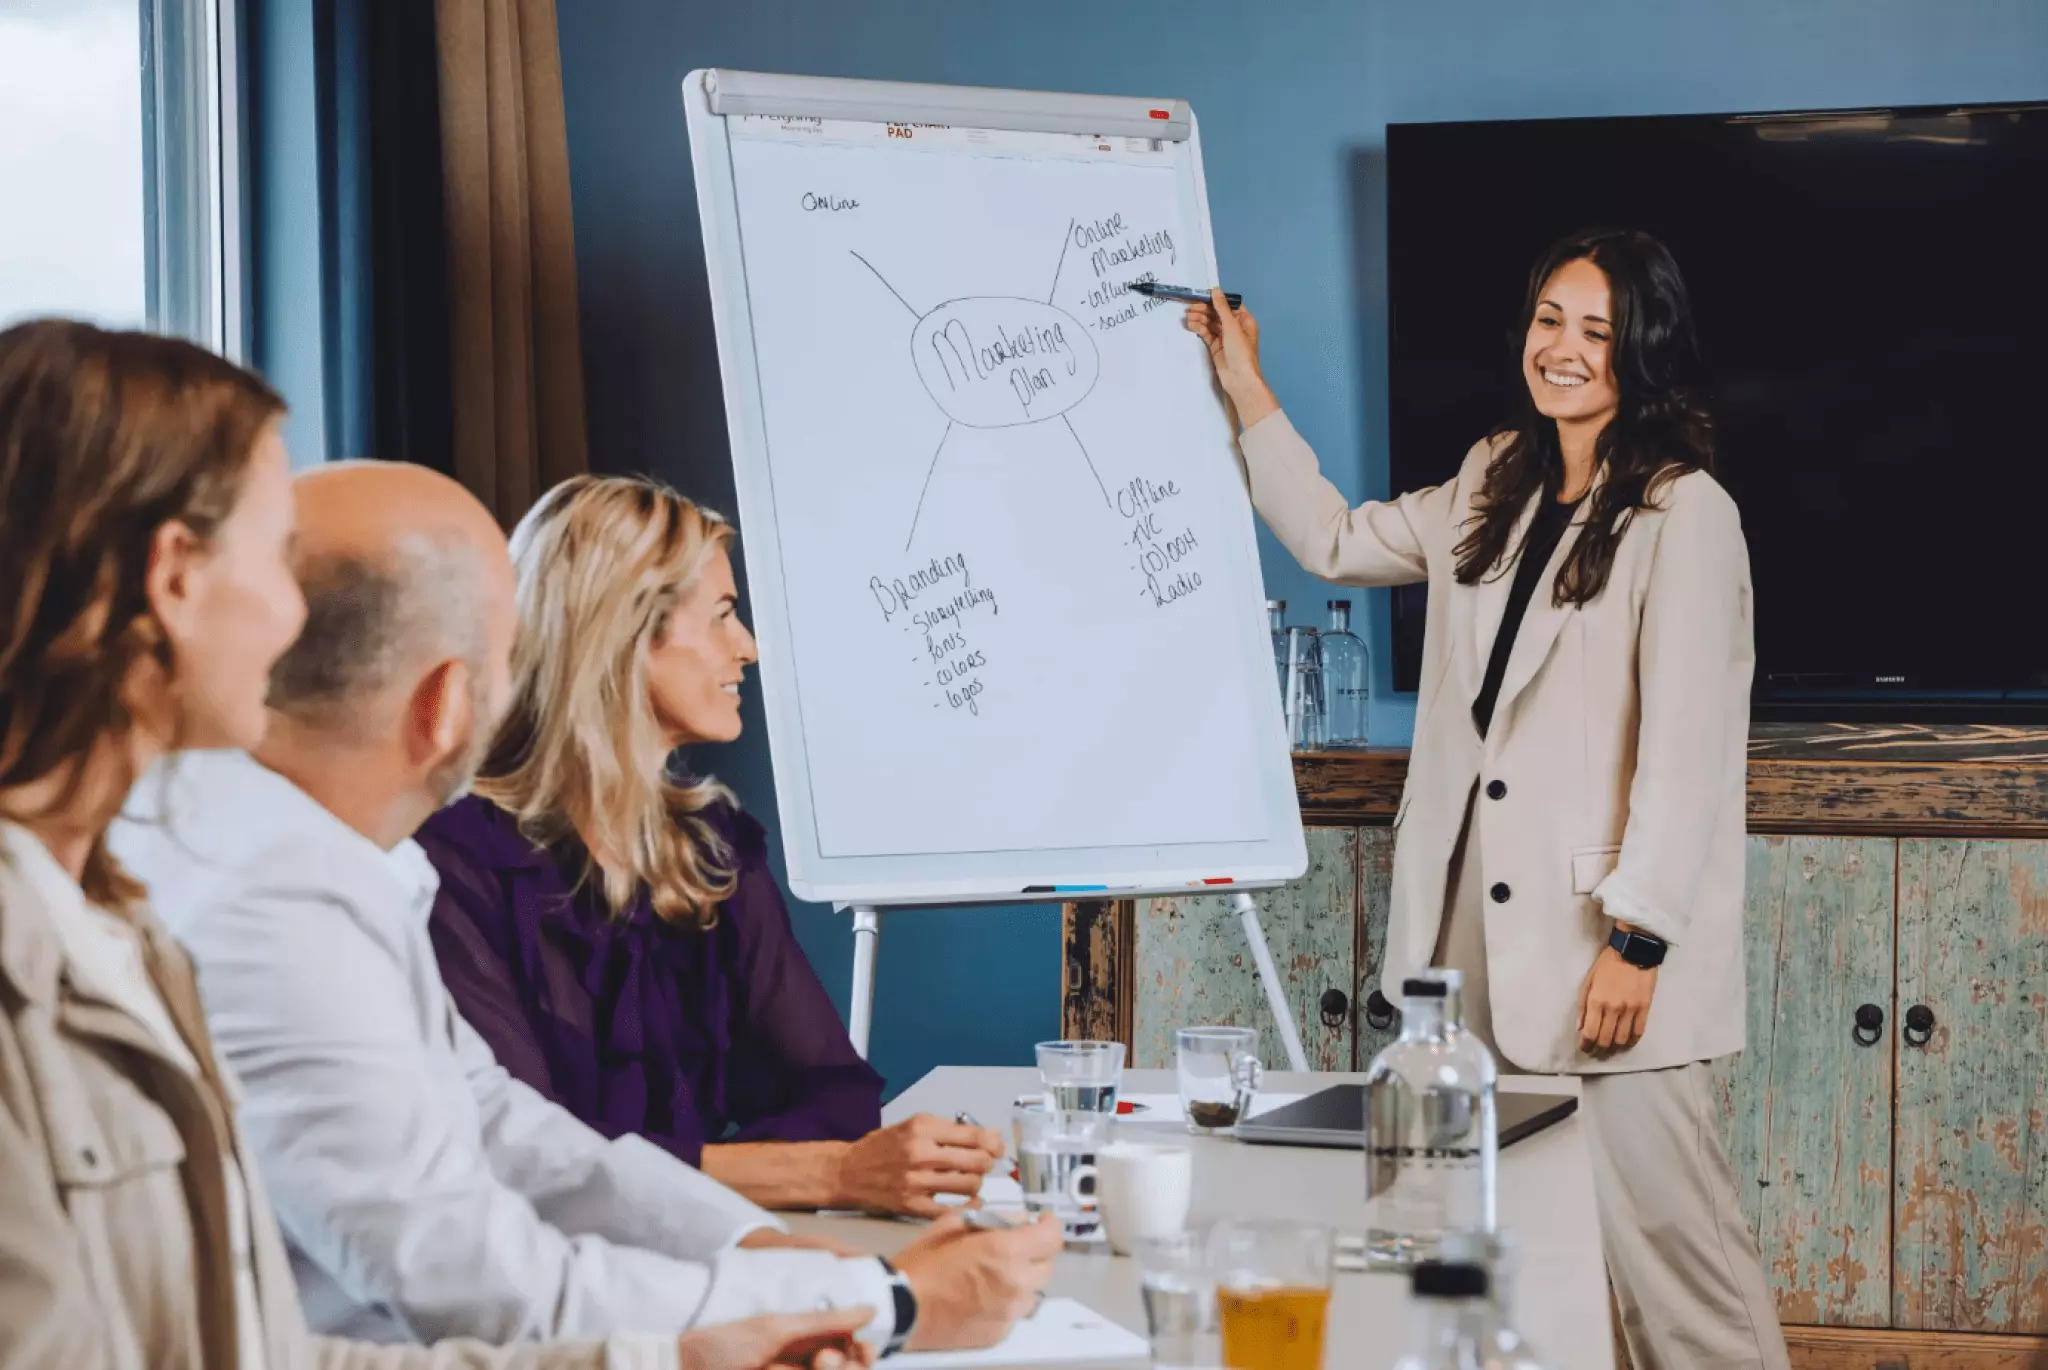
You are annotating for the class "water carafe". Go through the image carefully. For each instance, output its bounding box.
[1362,970,1497,1267]
[1437,1231,1553,1369]
[1389,1260,1545,1370]
[1281,625,1323,751]
[1320,600,1371,746]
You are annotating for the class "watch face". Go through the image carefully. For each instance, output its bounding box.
[1611,929,1658,966]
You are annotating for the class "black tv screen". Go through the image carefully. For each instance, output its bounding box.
[1386,103,2048,719]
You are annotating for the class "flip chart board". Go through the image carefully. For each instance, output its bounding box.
[685,70,1304,904]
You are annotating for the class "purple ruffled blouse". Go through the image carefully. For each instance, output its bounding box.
[415,794,883,1167]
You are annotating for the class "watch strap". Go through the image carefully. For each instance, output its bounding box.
[876,1256,917,1357]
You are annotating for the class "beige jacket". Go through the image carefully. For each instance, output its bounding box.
[1242,412,1753,1073]
[0,842,609,1370]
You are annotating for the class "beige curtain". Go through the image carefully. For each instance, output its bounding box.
[435,0,588,526]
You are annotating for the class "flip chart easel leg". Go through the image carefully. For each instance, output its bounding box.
[1231,892,1312,1073]
[848,905,881,1059]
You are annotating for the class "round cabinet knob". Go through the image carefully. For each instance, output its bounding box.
[1320,988,1350,1029]
[1489,882,1512,904]
[1364,990,1398,1031]
[1853,1003,1885,1046]
[1903,1004,1936,1048]
[1485,779,1507,801]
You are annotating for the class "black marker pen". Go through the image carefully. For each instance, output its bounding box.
[1129,281,1242,309]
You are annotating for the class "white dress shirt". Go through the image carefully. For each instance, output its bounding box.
[112,751,896,1356]
[1,820,270,1370]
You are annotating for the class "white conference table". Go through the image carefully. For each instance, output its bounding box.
[786,1067,1614,1370]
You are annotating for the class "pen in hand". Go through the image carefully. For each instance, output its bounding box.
[1129,280,1242,309]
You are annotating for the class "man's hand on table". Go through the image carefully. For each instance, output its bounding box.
[893,1211,1062,1351]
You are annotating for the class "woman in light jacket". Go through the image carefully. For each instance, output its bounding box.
[0,319,869,1370]
[1188,228,1787,1370]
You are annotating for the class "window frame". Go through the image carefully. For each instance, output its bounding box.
[141,0,246,359]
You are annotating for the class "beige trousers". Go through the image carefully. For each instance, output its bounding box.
[1435,787,1792,1370]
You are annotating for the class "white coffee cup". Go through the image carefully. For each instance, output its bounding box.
[1096,1142,1194,1256]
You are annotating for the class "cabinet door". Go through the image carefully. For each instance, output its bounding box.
[1354,825,1399,1067]
[1895,839,2048,1333]
[1131,826,1357,1072]
[1713,835,1895,1326]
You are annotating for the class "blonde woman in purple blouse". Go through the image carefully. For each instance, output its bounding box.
[416,475,1005,1217]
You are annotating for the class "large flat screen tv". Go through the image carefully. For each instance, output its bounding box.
[1386,103,2048,720]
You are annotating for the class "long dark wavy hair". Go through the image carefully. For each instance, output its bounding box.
[1453,227,1714,605]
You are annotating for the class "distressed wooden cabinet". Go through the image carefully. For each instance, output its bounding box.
[1062,724,2048,1369]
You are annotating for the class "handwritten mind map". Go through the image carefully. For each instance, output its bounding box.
[855,213,1202,627]
[850,214,1210,724]
[722,125,1270,857]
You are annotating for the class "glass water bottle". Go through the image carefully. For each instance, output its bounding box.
[1320,600,1371,747]
[1438,1232,1553,1369]
[1282,625,1323,751]
[1362,970,1498,1267]
[1389,1260,1554,1370]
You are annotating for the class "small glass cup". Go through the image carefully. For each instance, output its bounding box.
[1035,1039,1124,1115]
[1175,1026,1262,1135]
[1209,1221,1334,1370]
[1013,1103,1109,1241]
[1138,1231,1222,1370]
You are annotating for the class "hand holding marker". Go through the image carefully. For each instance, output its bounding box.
[1129,281,1242,309]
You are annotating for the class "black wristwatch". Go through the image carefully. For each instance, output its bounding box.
[1610,927,1668,969]
[876,1256,918,1357]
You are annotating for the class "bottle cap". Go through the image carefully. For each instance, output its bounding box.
[1412,1261,1490,1299]
[1400,978,1447,998]
[1267,599,1286,612]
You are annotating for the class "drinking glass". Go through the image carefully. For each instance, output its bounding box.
[1209,1221,1334,1370]
[1176,1026,1262,1135]
[1035,1039,1124,1115]
[1139,1231,1222,1369]
[1013,1103,1109,1240]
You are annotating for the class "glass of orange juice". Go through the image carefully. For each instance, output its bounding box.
[1210,1221,1334,1370]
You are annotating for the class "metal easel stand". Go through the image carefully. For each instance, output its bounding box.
[844,894,1312,1073]
[1232,890,1311,1073]
[847,905,882,1059]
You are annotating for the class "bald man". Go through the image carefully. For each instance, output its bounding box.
[114,463,1057,1361]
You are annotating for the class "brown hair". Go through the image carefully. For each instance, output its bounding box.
[1454,228,1714,605]
[478,475,739,928]
[0,319,286,906]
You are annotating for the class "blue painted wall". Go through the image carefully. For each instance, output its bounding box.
[553,0,2047,1094]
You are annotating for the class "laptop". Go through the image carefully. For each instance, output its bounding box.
[1234,1084,1578,1149]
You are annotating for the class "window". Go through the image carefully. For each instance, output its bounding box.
[0,0,241,355]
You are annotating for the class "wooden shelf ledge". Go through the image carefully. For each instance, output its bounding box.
[1296,723,2048,837]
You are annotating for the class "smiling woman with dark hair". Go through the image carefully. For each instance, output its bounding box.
[1187,229,1789,1370]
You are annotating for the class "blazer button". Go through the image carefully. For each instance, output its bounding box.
[1490,882,1511,904]
[1485,779,1507,801]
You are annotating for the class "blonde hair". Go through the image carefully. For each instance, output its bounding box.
[477,474,739,926]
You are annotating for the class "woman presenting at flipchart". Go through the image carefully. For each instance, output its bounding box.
[1187,228,1788,1370]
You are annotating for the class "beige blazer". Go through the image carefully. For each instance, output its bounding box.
[0,845,606,1370]
[1242,412,1753,1074]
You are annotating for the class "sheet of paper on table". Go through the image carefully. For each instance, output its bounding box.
[889,1297,1149,1368]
